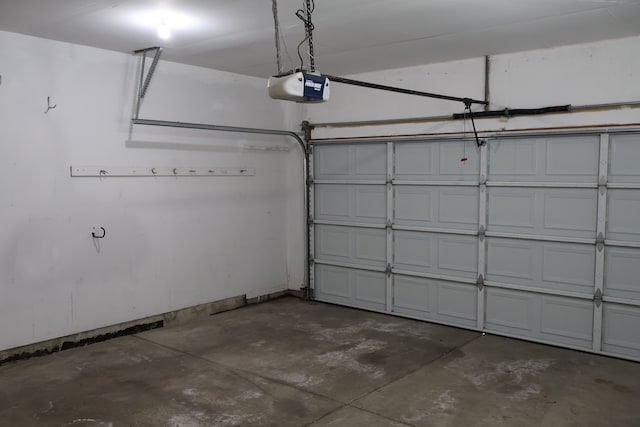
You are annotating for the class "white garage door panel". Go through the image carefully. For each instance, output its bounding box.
[604,247,640,300]
[488,188,597,238]
[540,296,594,345]
[485,288,593,349]
[393,275,477,327]
[394,186,478,229]
[609,134,640,183]
[311,131,640,362]
[602,303,640,359]
[485,288,533,331]
[315,224,386,268]
[315,264,386,311]
[395,141,479,181]
[315,144,387,180]
[607,190,640,243]
[315,184,387,224]
[354,270,387,309]
[394,231,477,279]
[487,238,595,294]
[316,145,350,178]
[354,145,388,178]
[488,135,599,182]
[315,264,350,300]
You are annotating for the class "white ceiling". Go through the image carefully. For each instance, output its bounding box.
[1,0,640,77]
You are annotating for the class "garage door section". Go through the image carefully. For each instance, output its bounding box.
[484,135,600,350]
[391,141,480,327]
[313,144,389,311]
[602,133,640,359]
[312,139,481,326]
[310,132,640,361]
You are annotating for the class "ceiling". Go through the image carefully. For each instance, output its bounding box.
[1,0,640,78]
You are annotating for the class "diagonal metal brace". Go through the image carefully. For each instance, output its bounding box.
[134,47,163,119]
[463,99,486,148]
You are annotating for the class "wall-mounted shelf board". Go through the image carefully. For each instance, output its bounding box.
[70,166,255,177]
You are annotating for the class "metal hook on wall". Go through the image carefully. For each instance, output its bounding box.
[44,96,57,114]
[91,227,106,239]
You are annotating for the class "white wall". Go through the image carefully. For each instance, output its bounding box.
[0,31,304,351]
[307,36,640,139]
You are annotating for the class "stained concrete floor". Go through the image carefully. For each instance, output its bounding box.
[1,297,639,427]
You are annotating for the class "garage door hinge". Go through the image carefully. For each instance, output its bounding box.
[479,176,487,185]
[308,258,315,266]
[307,178,314,186]
[593,289,603,307]
[386,263,393,277]
[478,225,486,241]
[477,274,485,291]
[386,219,393,230]
[307,216,314,226]
[596,232,605,252]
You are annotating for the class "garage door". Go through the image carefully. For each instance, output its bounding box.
[310,131,640,361]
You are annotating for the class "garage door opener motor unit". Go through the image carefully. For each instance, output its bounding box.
[268,0,330,103]
[268,72,330,103]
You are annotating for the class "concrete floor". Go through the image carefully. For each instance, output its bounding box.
[1,297,639,427]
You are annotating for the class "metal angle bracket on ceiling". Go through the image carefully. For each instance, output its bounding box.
[133,46,163,119]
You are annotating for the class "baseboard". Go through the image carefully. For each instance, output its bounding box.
[0,290,288,366]
[286,289,306,299]
[246,290,288,305]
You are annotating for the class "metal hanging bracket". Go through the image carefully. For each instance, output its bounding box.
[44,96,57,114]
[91,227,106,239]
[133,46,163,119]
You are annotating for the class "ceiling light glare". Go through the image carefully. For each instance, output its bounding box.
[130,10,201,37]
[157,18,171,40]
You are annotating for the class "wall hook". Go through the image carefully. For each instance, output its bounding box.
[92,227,106,239]
[44,96,57,114]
